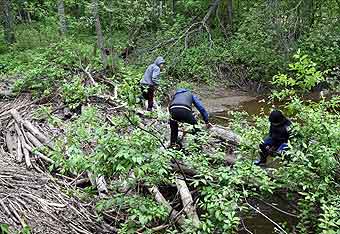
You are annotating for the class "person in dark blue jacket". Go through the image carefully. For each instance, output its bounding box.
[254,110,292,165]
[169,88,212,147]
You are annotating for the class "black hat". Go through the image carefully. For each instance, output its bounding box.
[269,110,287,126]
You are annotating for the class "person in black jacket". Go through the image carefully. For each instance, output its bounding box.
[254,110,292,165]
[169,88,212,148]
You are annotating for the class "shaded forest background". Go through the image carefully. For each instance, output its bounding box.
[1,0,339,93]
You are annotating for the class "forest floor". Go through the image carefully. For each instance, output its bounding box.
[0,81,242,233]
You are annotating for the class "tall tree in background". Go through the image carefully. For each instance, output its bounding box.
[1,0,16,44]
[58,0,67,35]
[92,0,108,68]
[226,0,233,29]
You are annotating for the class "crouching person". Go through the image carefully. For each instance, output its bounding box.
[254,110,292,165]
[169,88,212,148]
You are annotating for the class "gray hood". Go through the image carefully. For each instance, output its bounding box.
[154,57,165,66]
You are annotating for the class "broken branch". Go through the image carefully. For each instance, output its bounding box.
[175,178,200,226]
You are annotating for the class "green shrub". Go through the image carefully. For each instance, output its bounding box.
[300,18,340,69]
[0,35,100,97]
[272,49,325,100]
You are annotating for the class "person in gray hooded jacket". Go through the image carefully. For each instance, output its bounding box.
[140,57,165,111]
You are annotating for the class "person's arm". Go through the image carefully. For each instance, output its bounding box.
[192,95,209,124]
[151,66,161,85]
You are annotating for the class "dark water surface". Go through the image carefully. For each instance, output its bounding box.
[239,197,298,234]
[210,91,325,125]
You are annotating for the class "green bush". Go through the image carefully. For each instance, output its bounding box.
[272,49,325,100]
[0,35,100,97]
[97,194,168,232]
[300,18,340,69]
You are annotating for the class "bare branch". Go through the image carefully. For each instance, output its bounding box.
[242,186,288,234]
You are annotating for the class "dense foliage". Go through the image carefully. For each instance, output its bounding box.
[1,0,340,85]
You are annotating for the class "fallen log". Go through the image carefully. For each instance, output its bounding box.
[7,200,26,227]
[175,178,200,226]
[82,65,97,85]
[15,123,53,167]
[14,123,25,163]
[147,186,185,225]
[120,171,186,225]
[22,126,34,148]
[209,125,240,145]
[26,131,44,148]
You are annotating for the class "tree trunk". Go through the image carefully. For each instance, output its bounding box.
[202,0,221,25]
[303,0,314,28]
[337,0,340,16]
[92,0,108,68]
[1,0,16,44]
[172,0,176,15]
[58,0,67,35]
[159,0,163,16]
[226,0,233,29]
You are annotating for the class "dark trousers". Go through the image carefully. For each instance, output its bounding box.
[259,137,288,162]
[170,107,197,145]
[141,85,155,110]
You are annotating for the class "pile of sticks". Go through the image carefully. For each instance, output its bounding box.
[3,109,53,170]
[0,154,114,233]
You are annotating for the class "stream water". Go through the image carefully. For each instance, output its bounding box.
[197,87,321,234]
[202,88,324,124]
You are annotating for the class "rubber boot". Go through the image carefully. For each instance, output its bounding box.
[168,142,182,150]
[168,138,183,150]
[254,152,267,165]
